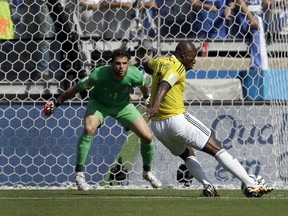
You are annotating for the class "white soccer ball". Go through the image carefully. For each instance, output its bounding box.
[241,174,265,197]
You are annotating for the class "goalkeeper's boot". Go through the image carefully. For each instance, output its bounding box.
[202,184,220,197]
[75,172,90,191]
[143,171,162,189]
[246,184,274,197]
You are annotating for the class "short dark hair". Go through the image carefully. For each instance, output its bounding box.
[111,49,131,62]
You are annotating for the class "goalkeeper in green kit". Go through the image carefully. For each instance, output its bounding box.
[43,49,161,190]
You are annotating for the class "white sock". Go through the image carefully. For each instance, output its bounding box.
[185,156,212,186]
[215,149,255,187]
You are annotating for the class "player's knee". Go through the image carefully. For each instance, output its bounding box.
[140,132,153,144]
[203,134,223,156]
[179,146,195,161]
[84,126,97,136]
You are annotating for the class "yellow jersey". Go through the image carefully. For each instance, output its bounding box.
[148,56,186,120]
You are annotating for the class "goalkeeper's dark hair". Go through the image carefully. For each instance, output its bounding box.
[111,48,131,61]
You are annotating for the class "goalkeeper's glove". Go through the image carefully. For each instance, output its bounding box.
[143,94,151,107]
[43,99,61,117]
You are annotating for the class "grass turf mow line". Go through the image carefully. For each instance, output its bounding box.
[0,190,287,216]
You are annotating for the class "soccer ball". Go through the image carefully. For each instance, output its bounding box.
[241,174,266,197]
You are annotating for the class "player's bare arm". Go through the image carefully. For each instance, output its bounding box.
[57,85,81,104]
[139,85,149,99]
[146,81,171,118]
[235,0,259,29]
[139,84,151,106]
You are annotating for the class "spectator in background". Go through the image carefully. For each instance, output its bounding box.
[157,0,192,38]
[35,1,60,82]
[229,0,270,71]
[0,0,14,71]
[0,0,14,40]
[100,0,135,39]
[130,0,158,39]
[12,1,60,82]
[270,0,288,35]
[10,0,23,39]
[188,0,233,39]
[8,0,60,82]
[76,0,103,37]
[46,0,87,92]
[75,0,140,39]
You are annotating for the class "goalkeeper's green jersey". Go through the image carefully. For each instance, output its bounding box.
[77,65,146,107]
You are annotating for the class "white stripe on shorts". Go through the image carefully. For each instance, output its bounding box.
[151,112,211,156]
[184,112,210,137]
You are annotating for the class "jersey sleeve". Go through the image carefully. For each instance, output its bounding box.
[162,57,184,87]
[152,57,180,87]
[162,68,179,87]
[130,66,146,87]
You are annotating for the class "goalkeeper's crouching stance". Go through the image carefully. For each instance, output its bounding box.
[43,48,162,190]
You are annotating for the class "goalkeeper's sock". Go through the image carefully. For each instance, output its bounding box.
[75,164,84,172]
[185,156,212,186]
[215,149,255,186]
[76,133,93,166]
[141,142,154,172]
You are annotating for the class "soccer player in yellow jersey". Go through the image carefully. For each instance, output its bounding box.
[143,41,273,197]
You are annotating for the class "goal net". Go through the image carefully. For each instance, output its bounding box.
[0,0,287,189]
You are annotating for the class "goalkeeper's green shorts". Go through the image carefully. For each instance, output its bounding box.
[85,100,142,129]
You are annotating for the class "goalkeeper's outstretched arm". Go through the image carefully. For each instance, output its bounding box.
[57,85,81,104]
[43,85,81,117]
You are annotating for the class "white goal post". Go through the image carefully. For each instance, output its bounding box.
[0,0,288,189]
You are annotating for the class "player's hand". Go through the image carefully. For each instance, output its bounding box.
[209,6,218,13]
[143,94,151,107]
[43,99,60,117]
[250,20,260,30]
[145,106,159,119]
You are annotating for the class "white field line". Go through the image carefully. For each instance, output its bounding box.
[0,196,287,200]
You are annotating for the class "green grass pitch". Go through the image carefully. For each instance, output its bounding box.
[0,189,287,216]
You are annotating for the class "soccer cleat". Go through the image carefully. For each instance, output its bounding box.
[245,185,274,198]
[143,171,162,189]
[263,185,274,194]
[242,174,274,197]
[75,172,90,191]
[202,184,220,197]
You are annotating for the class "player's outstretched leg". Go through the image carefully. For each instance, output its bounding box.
[215,149,274,197]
